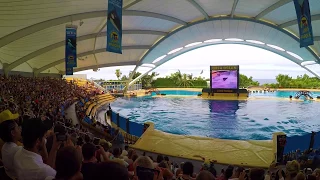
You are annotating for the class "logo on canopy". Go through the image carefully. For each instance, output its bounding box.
[293,0,314,47]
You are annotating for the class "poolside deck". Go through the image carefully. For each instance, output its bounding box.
[131,123,275,168]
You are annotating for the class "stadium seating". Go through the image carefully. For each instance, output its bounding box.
[0,75,318,180]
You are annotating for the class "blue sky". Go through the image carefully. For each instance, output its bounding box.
[76,44,316,80]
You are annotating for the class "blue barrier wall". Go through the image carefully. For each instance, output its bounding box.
[111,111,117,124]
[129,121,144,137]
[119,116,127,132]
[110,110,144,137]
[314,133,320,150]
[285,134,311,153]
[284,132,319,153]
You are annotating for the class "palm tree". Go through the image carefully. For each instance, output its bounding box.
[141,72,159,88]
[115,69,122,80]
[177,73,193,87]
[187,73,193,80]
[172,70,183,85]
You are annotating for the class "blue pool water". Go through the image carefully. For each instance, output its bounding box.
[111,90,320,140]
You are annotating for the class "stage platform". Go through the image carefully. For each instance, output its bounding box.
[201,92,248,100]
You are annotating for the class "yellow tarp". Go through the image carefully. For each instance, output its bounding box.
[131,123,275,168]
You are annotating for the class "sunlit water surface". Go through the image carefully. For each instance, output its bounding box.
[111,90,320,140]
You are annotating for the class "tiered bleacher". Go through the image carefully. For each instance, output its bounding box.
[1,75,320,180]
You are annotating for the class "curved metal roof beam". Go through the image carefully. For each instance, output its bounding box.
[155,42,303,66]
[123,10,187,25]
[186,0,209,20]
[301,61,317,66]
[34,45,150,74]
[70,61,138,73]
[128,67,155,87]
[279,14,320,28]
[124,0,143,9]
[139,17,320,66]
[303,66,320,78]
[5,30,166,73]
[128,42,319,88]
[231,0,239,18]
[255,0,291,19]
[0,10,186,49]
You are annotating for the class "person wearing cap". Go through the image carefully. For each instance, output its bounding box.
[13,118,62,180]
[0,110,22,179]
[284,160,300,180]
[0,109,19,124]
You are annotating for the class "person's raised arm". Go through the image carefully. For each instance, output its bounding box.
[47,134,62,169]
[98,145,109,162]
[40,138,49,164]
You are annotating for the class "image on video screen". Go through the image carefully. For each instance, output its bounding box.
[211,70,238,89]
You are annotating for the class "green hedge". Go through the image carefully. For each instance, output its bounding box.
[152,78,207,88]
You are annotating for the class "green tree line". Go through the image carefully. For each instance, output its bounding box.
[112,69,320,89]
[264,74,320,89]
[113,69,261,88]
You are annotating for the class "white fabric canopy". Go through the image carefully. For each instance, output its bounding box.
[0,0,319,76]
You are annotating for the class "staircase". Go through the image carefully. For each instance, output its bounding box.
[90,80,109,93]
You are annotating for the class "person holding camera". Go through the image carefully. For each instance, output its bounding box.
[13,118,62,180]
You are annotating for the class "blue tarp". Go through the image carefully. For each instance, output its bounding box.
[119,116,127,132]
[129,121,144,137]
[79,101,84,106]
[84,116,92,124]
[110,128,115,136]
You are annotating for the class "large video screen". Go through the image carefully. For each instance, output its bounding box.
[210,66,239,89]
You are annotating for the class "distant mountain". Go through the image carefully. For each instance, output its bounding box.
[253,79,277,85]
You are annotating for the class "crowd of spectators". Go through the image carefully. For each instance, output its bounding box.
[1,75,320,180]
[0,75,99,125]
[283,149,320,171]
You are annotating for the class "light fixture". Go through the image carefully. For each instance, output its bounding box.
[266,44,285,51]
[204,39,222,43]
[168,47,183,55]
[246,40,265,45]
[141,64,156,68]
[225,38,244,41]
[286,51,303,61]
[152,55,167,64]
[185,42,202,47]
[301,61,316,66]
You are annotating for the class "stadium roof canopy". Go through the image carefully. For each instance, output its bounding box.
[0,0,320,80]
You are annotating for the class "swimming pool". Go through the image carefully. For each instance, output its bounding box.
[111,90,320,140]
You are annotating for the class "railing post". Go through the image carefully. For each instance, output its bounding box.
[116,113,120,127]
[126,118,130,134]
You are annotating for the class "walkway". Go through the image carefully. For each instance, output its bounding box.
[97,108,111,126]
[65,102,79,126]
